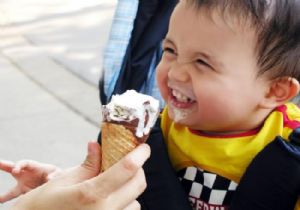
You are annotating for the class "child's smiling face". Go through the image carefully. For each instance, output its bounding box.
[156,1,273,133]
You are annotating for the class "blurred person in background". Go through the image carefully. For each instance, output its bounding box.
[99,0,177,110]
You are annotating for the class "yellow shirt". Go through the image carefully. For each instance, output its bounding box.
[161,103,300,210]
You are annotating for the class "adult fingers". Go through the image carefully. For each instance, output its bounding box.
[81,143,150,197]
[123,200,141,210]
[111,168,146,209]
[46,168,63,180]
[0,186,22,203]
[0,160,15,173]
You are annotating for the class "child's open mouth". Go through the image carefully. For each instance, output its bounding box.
[169,88,196,109]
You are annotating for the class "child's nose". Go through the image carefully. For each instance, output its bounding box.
[168,60,190,82]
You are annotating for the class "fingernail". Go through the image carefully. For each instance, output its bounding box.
[88,141,100,155]
[88,142,93,153]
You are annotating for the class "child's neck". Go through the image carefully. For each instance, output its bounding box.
[189,106,277,137]
[193,125,262,138]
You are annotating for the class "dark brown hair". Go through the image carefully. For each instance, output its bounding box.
[186,0,300,81]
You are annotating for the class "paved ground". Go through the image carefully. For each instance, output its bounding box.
[0,0,116,208]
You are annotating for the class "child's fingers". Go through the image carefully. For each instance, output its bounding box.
[13,160,60,176]
[13,160,35,174]
[0,186,22,203]
[13,160,46,174]
[0,160,15,173]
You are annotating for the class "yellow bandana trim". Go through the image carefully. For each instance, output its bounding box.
[161,103,300,183]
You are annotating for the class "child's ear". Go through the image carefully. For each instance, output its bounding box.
[260,77,300,109]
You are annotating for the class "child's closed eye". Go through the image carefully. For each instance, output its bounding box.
[163,47,176,55]
[196,58,213,70]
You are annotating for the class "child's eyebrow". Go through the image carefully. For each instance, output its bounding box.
[163,38,223,69]
[162,38,173,45]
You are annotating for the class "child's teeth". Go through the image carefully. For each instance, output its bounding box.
[172,89,190,103]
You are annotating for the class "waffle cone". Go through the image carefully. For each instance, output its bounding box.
[101,122,141,171]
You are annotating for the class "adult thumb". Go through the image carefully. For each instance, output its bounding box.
[80,141,102,177]
[51,142,101,185]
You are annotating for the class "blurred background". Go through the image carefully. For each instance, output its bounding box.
[0,0,116,208]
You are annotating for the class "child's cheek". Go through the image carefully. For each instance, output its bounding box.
[156,64,169,101]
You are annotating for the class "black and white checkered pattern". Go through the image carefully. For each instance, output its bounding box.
[177,167,238,208]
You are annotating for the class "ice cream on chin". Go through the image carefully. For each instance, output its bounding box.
[101,90,160,170]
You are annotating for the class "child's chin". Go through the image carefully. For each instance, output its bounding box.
[168,105,192,123]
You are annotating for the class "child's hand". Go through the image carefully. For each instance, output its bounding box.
[0,159,61,203]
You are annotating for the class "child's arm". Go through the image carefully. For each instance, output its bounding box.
[0,160,61,203]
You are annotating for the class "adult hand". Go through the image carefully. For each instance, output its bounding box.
[10,142,150,210]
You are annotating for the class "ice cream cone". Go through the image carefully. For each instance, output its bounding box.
[101,122,140,171]
[100,90,160,171]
